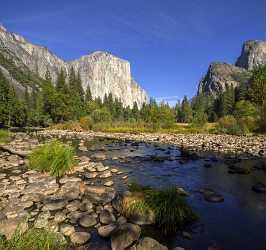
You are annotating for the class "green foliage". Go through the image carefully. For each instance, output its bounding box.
[248,67,266,106]
[128,182,152,192]
[178,96,193,123]
[28,141,76,177]
[0,130,9,143]
[259,102,266,132]
[191,111,208,128]
[217,115,247,135]
[79,116,93,130]
[149,103,176,129]
[0,228,66,250]
[145,188,197,233]
[123,184,197,234]
[91,108,112,123]
[234,100,259,118]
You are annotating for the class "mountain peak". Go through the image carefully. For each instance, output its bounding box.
[0,24,7,32]
[0,26,148,108]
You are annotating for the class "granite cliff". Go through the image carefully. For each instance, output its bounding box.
[0,25,148,108]
[198,40,266,96]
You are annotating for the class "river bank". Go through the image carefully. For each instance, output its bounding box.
[40,130,266,158]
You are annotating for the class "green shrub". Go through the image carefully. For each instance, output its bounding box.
[0,130,9,143]
[234,100,259,119]
[191,111,208,128]
[91,108,112,123]
[79,116,93,130]
[28,141,76,177]
[0,228,66,250]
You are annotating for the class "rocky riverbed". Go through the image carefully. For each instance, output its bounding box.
[0,133,185,250]
[40,130,266,158]
[0,131,266,250]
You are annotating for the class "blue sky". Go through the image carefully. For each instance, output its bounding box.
[1,0,266,103]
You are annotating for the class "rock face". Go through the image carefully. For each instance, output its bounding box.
[198,40,266,96]
[0,25,148,108]
[198,63,251,95]
[236,40,266,70]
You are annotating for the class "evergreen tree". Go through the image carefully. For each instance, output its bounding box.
[85,85,92,102]
[249,67,266,106]
[56,68,68,94]
[222,84,235,116]
[180,96,193,123]
[0,70,10,127]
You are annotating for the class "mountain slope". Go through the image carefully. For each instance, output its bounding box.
[0,25,148,107]
[198,40,266,96]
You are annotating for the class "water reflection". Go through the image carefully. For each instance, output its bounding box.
[72,138,266,250]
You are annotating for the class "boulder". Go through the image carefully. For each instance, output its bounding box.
[111,223,141,250]
[130,237,168,250]
[70,232,91,245]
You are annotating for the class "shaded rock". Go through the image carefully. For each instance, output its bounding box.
[98,223,117,238]
[42,199,66,211]
[70,232,91,245]
[100,209,116,224]
[182,231,192,240]
[252,183,266,193]
[111,223,141,250]
[54,211,67,223]
[79,214,97,228]
[84,185,116,204]
[130,237,168,250]
[204,193,224,203]
[228,165,251,174]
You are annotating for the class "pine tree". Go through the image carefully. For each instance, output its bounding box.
[0,70,10,127]
[222,84,235,116]
[56,68,68,94]
[85,85,92,102]
[180,96,193,123]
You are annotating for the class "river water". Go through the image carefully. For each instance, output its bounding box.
[71,137,266,250]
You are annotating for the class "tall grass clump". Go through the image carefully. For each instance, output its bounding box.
[124,183,197,233]
[0,129,9,143]
[0,228,66,250]
[28,141,76,177]
[145,188,197,233]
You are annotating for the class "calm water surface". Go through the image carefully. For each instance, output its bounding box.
[71,138,266,250]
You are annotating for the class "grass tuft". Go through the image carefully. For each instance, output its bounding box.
[124,183,197,233]
[145,188,197,233]
[0,228,66,250]
[28,140,77,177]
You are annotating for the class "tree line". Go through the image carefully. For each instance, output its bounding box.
[0,66,265,133]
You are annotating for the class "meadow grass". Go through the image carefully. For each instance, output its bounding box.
[49,121,218,134]
[0,228,66,250]
[28,140,77,177]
